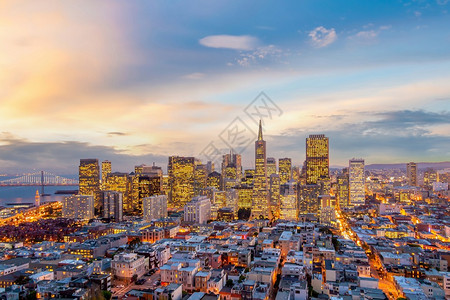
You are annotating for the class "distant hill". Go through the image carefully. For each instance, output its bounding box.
[365,162,450,170]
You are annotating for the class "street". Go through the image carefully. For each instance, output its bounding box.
[112,269,161,297]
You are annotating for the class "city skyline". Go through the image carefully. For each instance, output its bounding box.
[1,1,450,173]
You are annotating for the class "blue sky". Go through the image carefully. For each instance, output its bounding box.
[0,0,449,173]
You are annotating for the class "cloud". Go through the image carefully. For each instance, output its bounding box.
[183,72,205,80]
[199,35,259,50]
[236,45,283,67]
[308,26,337,48]
[348,25,391,43]
[0,134,167,174]
[267,109,450,165]
[107,132,129,137]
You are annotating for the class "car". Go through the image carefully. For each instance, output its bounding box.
[136,279,146,285]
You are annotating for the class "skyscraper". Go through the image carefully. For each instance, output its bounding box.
[252,120,269,219]
[306,135,329,185]
[194,162,208,195]
[143,195,168,222]
[168,156,195,208]
[102,191,123,222]
[280,181,298,221]
[62,195,94,220]
[269,174,281,220]
[79,159,100,213]
[267,157,277,178]
[278,158,292,185]
[101,160,111,189]
[131,164,163,214]
[349,159,365,207]
[104,172,132,212]
[221,151,242,190]
[406,162,418,186]
[336,168,349,209]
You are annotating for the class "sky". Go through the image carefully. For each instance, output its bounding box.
[0,0,449,174]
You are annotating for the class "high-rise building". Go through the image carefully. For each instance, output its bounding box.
[349,159,365,207]
[184,196,211,224]
[280,181,298,221]
[168,156,195,208]
[267,157,277,178]
[236,185,253,211]
[194,162,208,196]
[278,158,292,185]
[207,171,221,190]
[131,164,163,215]
[62,195,94,220]
[242,169,255,186]
[336,169,349,209]
[298,184,321,214]
[269,174,281,220]
[101,160,111,189]
[206,161,215,174]
[406,162,418,186]
[102,191,123,222]
[423,168,437,190]
[104,172,132,213]
[306,135,329,184]
[252,120,269,219]
[221,151,242,190]
[143,195,168,222]
[79,159,100,213]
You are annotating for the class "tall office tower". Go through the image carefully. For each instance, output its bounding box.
[79,159,101,213]
[423,168,437,190]
[102,191,123,222]
[336,168,349,209]
[349,159,365,207]
[221,151,242,190]
[206,161,215,174]
[184,196,211,224]
[267,157,277,178]
[236,185,253,211]
[62,195,94,220]
[406,162,418,186]
[252,120,269,219]
[225,189,238,215]
[194,163,207,196]
[168,156,195,208]
[242,169,255,186]
[101,160,111,189]
[104,172,132,213]
[132,169,163,215]
[298,184,321,214]
[280,181,298,221]
[143,195,168,222]
[207,171,221,190]
[279,158,292,185]
[269,174,281,220]
[306,134,329,184]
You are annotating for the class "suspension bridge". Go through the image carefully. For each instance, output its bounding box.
[0,171,79,187]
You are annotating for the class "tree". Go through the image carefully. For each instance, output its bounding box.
[132,274,138,282]
[238,275,246,283]
[102,290,112,300]
[15,275,30,285]
[26,291,37,300]
[226,279,234,287]
[237,208,251,220]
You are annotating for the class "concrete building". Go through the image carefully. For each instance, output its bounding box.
[184,196,211,224]
[62,195,94,220]
[111,253,148,283]
[143,195,168,222]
